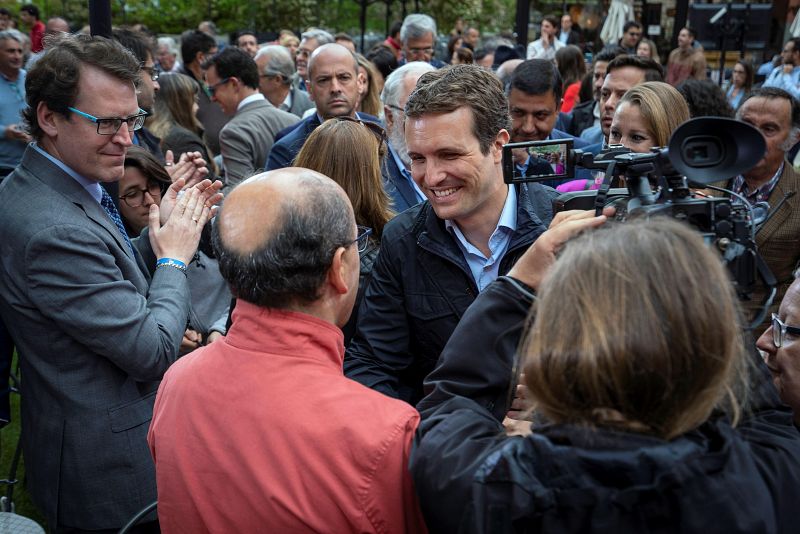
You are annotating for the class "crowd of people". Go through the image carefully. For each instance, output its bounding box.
[1,3,800,532]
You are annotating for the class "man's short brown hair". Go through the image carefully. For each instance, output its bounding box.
[405,64,510,155]
[23,33,140,141]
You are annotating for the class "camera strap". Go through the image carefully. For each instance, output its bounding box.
[594,162,617,216]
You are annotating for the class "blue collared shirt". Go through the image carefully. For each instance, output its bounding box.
[389,144,425,203]
[0,69,28,170]
[31,143,103,203]
[445,185,517,292]
[763,65,800,100]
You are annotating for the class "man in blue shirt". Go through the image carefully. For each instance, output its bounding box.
[345,64,557,403]
[763,37,800,100]
[0,30,29,178]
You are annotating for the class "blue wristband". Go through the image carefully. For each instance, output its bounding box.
[156,257,187,276]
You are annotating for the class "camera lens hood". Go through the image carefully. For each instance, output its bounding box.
[667,117,766,185]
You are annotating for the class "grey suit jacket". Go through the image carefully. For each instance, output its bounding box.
[220,98,298,191]
[288,86,315,118]
[0,146,191,529]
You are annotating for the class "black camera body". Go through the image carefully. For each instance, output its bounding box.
[501,117,776,328]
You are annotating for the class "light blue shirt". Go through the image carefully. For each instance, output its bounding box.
[389,144,425,202]
[445,185,517,292]
[763,65,800,100]
[0,69,27,170]
[31,143,103,203]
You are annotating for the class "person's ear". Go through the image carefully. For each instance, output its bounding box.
[327,246,350,295]
[37,102,59,138]
[492,128,511,164]
[384,106,394,130]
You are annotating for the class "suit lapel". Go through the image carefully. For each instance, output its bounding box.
[20,147,135,260]
[760,163,800,243]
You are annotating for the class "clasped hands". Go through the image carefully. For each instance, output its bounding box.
[149,152,223,265]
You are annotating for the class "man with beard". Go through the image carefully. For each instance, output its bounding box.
[381,61,435,212]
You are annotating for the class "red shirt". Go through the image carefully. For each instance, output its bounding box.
[148,301,427,533]
[30,20,45,53]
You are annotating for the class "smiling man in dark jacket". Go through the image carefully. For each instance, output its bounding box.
[344,64,557,404]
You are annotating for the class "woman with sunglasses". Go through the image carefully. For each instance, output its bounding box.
[295,117,393,343]
[120,146,231,353]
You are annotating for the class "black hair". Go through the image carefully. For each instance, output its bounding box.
[202,47,260,89]
[509,58,563,104]
[677,79,734,118]
[112,27,154,64]
[20,4,39,19]
[740,87,800,130]
[180,29,216,67]
[606,54,664,82]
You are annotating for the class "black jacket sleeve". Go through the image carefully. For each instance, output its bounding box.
[416,276,534,422]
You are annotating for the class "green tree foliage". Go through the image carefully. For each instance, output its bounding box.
[2,0,516,45]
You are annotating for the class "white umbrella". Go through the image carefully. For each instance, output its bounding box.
[600,0,635,46]
[791,13,800,38]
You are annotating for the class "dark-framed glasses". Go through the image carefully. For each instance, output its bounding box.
[141,65,159,82]
[67,106,148,136]
[352,225,373,253]
[119,181,163,208]
[771,313,800,348]
[207,77,232,96]
[335,116,387,145]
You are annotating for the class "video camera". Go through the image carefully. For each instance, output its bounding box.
[502,117,777,329]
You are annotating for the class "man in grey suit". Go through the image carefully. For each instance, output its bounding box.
[205,47,298,192]
[255,45,315,118]
[0,34,222,531]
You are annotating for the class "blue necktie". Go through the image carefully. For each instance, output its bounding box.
[100,189,134,255]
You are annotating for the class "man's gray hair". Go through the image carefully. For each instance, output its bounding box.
[400,14,437,44]
[300,28,334,45]
[255,44,295,86]
[0,29,21,43]
[0,29,24,44]
[381,61,435,107]
[157,36,178,56]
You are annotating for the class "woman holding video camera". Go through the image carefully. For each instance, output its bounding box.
[412,213,800,533]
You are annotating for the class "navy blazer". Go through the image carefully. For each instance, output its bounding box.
[266,112,381,171]
[383,144,421,214]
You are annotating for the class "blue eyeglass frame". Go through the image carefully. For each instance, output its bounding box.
[67,106,148,135]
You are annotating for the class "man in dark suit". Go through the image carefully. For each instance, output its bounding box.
[179,30,229,156]
[381,61,435,213]
[255,45,314,118]
[267,43,378,170]
[0,34,222,531]
[506,59,594,186]
[204,47,298,191]
[558,14,582,47]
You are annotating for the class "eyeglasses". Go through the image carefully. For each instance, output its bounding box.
[407,47,434,56]
[207,77,232,96]
[351,225,373,253]
[67,106,148,135]
[119,181,163,208]
[141,66,159,82]
[386,104,404,114]
[335,116,387,145]
[771,313,800,348]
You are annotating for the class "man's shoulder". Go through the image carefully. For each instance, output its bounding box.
[383,202,429,243]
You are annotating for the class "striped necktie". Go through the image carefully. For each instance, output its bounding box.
[100,189,135,255]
